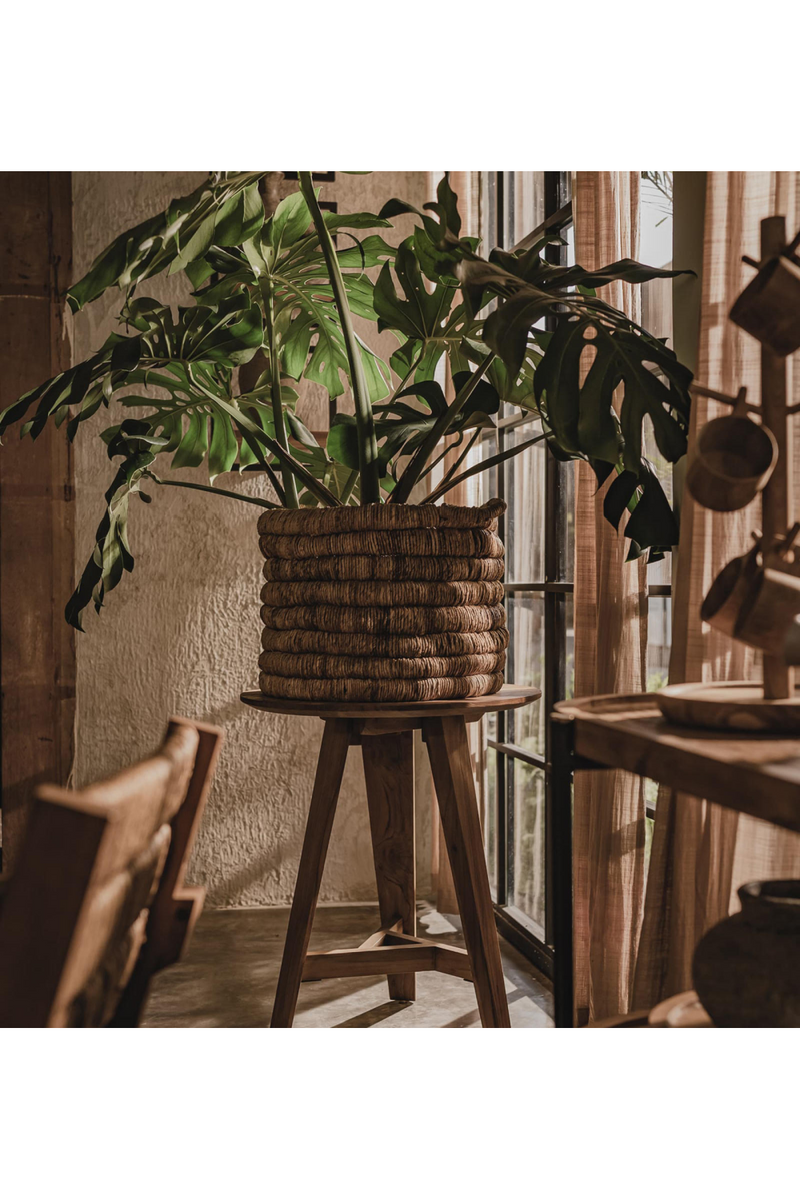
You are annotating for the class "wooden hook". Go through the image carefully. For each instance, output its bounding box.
[689,382,760,416]
[784,227,800,264]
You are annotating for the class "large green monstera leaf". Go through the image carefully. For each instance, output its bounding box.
[0,176,399,626]
[67,172,267,312]
[375,176,693,554]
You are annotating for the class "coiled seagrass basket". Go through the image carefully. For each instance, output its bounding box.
[257,499,508,702]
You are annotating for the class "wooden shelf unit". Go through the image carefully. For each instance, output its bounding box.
[548,692,800,1026]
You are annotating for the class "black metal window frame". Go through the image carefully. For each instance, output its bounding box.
[486,171,670,979]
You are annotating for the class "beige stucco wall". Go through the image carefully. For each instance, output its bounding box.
[71,170,433,906]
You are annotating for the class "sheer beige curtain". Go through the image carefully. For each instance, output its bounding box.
[633,173,800,1007]
[572,172,649,1024]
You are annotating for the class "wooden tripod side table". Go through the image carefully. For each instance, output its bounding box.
[241,684,540,1028]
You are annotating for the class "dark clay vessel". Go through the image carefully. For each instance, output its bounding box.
[692,880,800,1027]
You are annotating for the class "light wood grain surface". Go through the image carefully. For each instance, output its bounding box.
[556,692,800,834]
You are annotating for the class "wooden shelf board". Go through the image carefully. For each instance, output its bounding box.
[555,692,800,835]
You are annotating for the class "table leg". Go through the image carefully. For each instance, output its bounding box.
[424,715,511,1028]
[550,714,575,1028]
[362,730,416,1002]
[270,718,351,1028]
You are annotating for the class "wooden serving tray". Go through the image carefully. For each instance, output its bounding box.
[656,680,800,733]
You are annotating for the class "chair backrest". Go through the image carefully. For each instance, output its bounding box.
[0,716,223,1027]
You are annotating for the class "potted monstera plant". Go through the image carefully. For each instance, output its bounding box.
[0,171,692,702]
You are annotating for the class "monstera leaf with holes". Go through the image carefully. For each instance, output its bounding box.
[190,191,396,406]
[0,174,399,626]
[375,176,693,554]
[0,168,697,629]
[67,172,268,313]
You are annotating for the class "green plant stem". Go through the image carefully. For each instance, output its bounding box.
[261,284,299,508]
[426,430,547,504]
[419,433,463,484]
[299,172,381,506]
[426,426,482,491]
[213,395,341,507]
[375,344,425,422]
[148,475,278,509]
[260,461,287,505]
[390,351,496,504]
[340,468,359,505]
[250,430,341,508]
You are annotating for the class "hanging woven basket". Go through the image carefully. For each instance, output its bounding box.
[256,499,507,702]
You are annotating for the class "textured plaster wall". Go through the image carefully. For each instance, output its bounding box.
[71,171,433,906]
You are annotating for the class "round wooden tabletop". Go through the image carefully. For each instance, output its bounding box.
[240,682,541,722]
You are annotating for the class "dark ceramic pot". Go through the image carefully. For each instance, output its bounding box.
[692,880,800,1027]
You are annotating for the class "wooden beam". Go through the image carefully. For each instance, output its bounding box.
[302,944,436,981]
[357,918,403,950]
[0,172,75,870]
[433,945,474,982]
[382,929,473,980]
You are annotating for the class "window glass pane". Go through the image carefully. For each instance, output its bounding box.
[463,430,497,508]
[505,593,545,757]
[564,591,575,701]
[512,761,545,927]
[485,748,498,901]
[505,422,545,584]
[557,460,575,582]
[564,217,575,263]
[647,596,671,691]
[513,172,545,244]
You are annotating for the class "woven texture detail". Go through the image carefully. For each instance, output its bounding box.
[258,672,505,703]
[262,554,505,582]
[257,502,507,702]
[259,649,506,681]
[260,603,506,635]
[260,626,510,658]
[257,499,504,537]
[260,580,504,609]
[259,527,504,561]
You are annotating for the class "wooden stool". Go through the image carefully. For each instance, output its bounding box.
[241,684,540,1028]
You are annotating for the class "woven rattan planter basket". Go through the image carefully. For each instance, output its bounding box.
[256,500,507,702]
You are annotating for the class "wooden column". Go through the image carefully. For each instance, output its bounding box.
[759,215,793,700]
[0,172,75,870]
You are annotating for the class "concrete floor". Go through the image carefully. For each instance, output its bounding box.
[143,903,554,1028]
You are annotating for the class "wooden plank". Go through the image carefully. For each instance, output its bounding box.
[241,683,540,724]
[302,944,436,981]
[357,918,403,950]
[424,715,511,1027]
[0,799,106,1027]
[433,945,473,981]
[0,718,214,1027]
[558,693,800,833]
[0,171,75,870]
[383,927,472,979]
[109,719,225,1025]
[270,719,351,1027]
[362,730,416,1001]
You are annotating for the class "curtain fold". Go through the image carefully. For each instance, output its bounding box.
[572,173,649,1023]
[633,172,800,1008]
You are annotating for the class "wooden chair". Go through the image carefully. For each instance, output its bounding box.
[0,716,223,1027]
